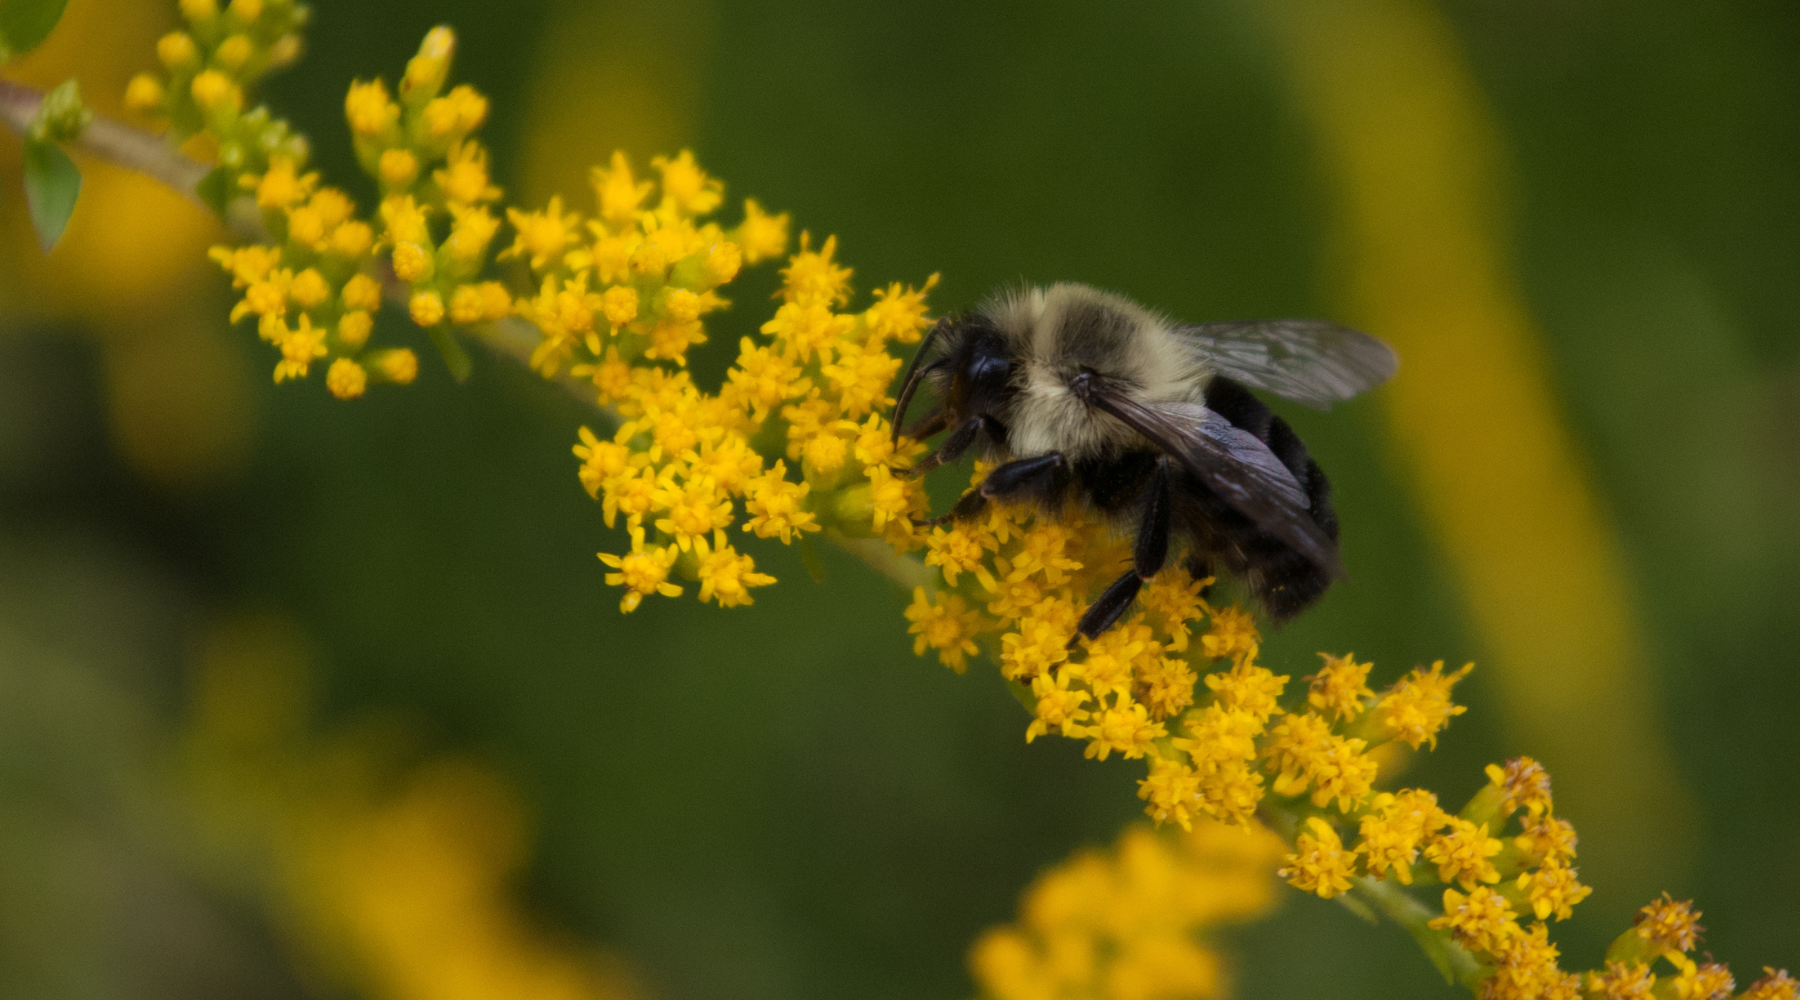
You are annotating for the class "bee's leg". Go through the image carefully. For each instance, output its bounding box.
[902,406,952,444]
[912,414,1003,477]
[916,452,1065,529]
[916,489,988,528]
[1073,457,1172,645]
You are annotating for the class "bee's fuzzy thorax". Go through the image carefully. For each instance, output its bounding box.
[982,283,1213,461]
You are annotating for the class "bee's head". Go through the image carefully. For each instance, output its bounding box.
[891,314,1015,444]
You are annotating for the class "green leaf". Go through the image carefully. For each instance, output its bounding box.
[0,0,72,63]
[21,138,79,251]
[196,166,234,218]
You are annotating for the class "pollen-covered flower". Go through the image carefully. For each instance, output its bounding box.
[1373,660,1473,750]
[1633,893,1704,955]
[1307,652,1373,723]
[1423,816,1503,890]
[1589,962,1657,1000]
[905,588,984,674]
[1430,885,1517,955]
[1355,788,1446,884]
[597,527,682,613]
[1278,817,1357,899]
[1517,858,1591,921]
[692,533,775,608]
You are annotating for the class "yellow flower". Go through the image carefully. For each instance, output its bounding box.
[378,147,420,191]
[1429,885,1517,955]
[435,140,501,207]
[191,70,242,114]
[1202,658,1287,721]
[270,315,328,382]
[1743,970,1800,1000]
[652,150,724,216]
[409,290,445,327]
[1354,788,1446,884]
[820,340,903,419]
[1633,893,1704,955]
[342,273,383,312]
[346,78,400,136]
[1517,858,1591,921]
[925,524,992,587]
[1307,652,1373,723]
[326,358,367,399]
[1199,604,1259,662]
[1588,962,1657,1000]
[369,349,419,385]
[573,426,636,499]
[652,474,735,551]
[591,151,653,229]
[125,73,165,113]
[1486,755,1554,818]
[597,527,682,613]
[865,465,919,534]
[1025,667,1093,742]
[379,195,432,246]
[779,233,852,308]
[1422,816,1503,890]
[252,156,317,211]
[732,198,790,263]
[905,587,984,673]
[502,196,581,272]
[338,311,373,349]
[998,608,1072,683]
[863,274,939,346]
[1278,817,1357,899]
[1373,660,1472,750]
[1085,701,1165,762]
[741,462,817,544]
[692,533,776,608]
[421,84,487,139]
[1485,922,1578,1000]
[1502,815,1562,864]
[1668,957,1737,1000]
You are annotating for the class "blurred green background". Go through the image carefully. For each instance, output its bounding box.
[1,0,1795,997]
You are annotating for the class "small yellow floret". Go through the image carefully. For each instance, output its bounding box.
[409,290,445,327]
[733,199,789,263]
[1634,893,1704,954]
[326,358,367,399]
[1429,886,1517,955]
[1278,817,1357,899]
[125,74,166,113]
[905,587,984,673]
[598,528,682,613]
[1374,660,1472,750]
[342,273,382,312]
[157,32,200,72]
[371,349,418,384]
[392,241,433,282]
[346,79,399,137]
[338,311,373,349]
[379,148,420,191]
[190,70,241,114]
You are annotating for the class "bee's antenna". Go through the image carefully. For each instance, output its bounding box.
[891,317,950,446]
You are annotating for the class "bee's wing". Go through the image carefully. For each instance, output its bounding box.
[1085,392,1344,577]
[1178,320,1398,410]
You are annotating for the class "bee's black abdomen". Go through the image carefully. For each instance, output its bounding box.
[1191,378,1341,622]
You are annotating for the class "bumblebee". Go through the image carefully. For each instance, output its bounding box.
[891,283,1397,642]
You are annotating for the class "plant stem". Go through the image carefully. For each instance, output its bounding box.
[0,78,209,204]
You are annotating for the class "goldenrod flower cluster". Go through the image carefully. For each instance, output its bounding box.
[564,204,939,611]
[125,0,309,178]
[969,819,1286,1000]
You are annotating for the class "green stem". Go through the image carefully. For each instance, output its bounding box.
[1351,875,1483,991]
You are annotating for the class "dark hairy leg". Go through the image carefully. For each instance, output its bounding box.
[1074,456,1172,645]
